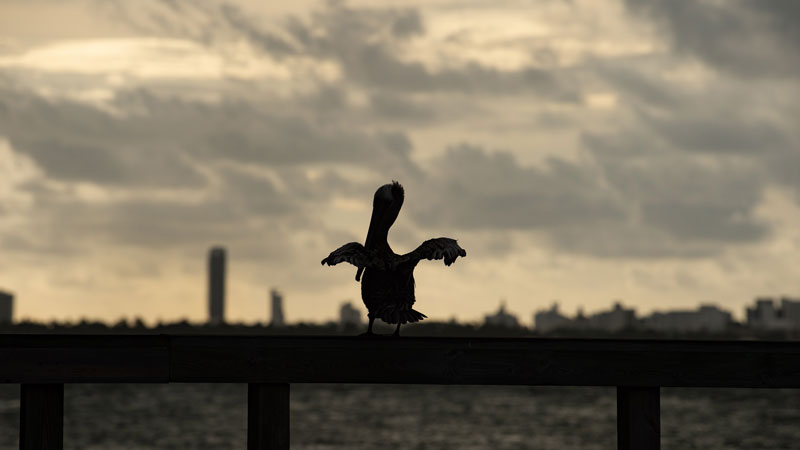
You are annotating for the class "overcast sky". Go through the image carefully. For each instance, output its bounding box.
[0,0,798,325]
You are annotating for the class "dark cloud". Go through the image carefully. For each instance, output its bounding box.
[0,82,414,262]
[593,63,686,110]
[217,167,294,217]
[218,3,298,57]
[204,117,376,166]
[101,199,246,247]
[642,202,765,242]
[641,112,793,155]
[592,131,769,245]
[0,88,206,187]
[407,143,770,258]
[390,9,424,38]
[760,145,800,201]
[624,0,800,79]
[410,144,624,230]
[580,128,664,159]
[106,1,581,99]
[368,92,436,122]
[332,44,577,97]
[587,37,799,203]
[0,86,420,182]
[306,5,578,97]
[547,224,721,259]
[2,0,794,268]
[20,139,129,184]
[299,85,348,112]
[9,168,296,259]
[295,3,577,98]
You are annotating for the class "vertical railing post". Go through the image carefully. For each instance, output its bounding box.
[248,383,289,450]
[19,384,64,450]
[617,386,659,450]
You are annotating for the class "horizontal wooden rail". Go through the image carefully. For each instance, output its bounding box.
[0,335,799,387]
[3,335,799,450]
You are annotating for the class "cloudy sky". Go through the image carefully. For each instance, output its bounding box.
[0,0,798,325]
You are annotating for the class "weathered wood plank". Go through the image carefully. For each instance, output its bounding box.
[1,335,800,387]
[0,335,169,383]
[617,386,659,450]
[169,336,800,387]
[20,384,64,450]
[248,383,289,450]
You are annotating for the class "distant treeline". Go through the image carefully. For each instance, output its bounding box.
[1,319,798,340]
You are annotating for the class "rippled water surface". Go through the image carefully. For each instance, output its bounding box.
[0,384,798,449]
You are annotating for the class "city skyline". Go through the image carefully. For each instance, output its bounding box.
[1,0,798,324]
[5,266,797,328]
[3,290,798,333]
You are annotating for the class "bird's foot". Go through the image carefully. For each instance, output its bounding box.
[358,331,377,337]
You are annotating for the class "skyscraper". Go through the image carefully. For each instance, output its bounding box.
[270,289,285,327]
[0,290,12,324]
[208,247,226,325]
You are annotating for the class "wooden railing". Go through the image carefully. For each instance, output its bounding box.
[2,335,800,449]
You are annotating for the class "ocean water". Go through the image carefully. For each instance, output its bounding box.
[0,384,798,449]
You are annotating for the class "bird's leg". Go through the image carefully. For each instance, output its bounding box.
[392,322,401,337]
[360,316,376,336]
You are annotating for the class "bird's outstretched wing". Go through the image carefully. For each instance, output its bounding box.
[400,237,466,267]
[321,242,384,269]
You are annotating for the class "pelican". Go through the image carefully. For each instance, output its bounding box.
[321,181,466,336]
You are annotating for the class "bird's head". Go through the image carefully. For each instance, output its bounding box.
[373,180,404,210]
[365,181,404,250]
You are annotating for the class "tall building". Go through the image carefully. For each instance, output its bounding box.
[339,302,363,328]
[270,289,285,327]
[208,247,226,325]
[0,290,12,324]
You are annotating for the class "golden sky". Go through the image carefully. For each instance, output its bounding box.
[0,0,798,325]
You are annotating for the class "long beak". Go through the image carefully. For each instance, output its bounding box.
[359,203,384,281]
[364,202,384,249]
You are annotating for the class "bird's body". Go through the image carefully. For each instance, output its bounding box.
[360,250,424,326]
[321,181,466,335]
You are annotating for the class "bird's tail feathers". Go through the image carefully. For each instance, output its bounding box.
[403,309,427,324]
[378,307,427,324]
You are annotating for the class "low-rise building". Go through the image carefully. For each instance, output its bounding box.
[642,305,732,333]
[780,297,800,329]
[339,302,363,328]
[585,302,635,332]
[484,303,520,328]
[747,297,800,331]
[534,303,570,334]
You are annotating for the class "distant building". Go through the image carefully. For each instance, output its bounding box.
[339,302,362,328]
[484,302,520,328]
[0,291,12,324]
[534,303,570,334]
[747,297,800,331]
[642,305,732,333]
[208,247,226,325]
[270,289,285,327]
[779,297,800,329]
[586,302,635,332]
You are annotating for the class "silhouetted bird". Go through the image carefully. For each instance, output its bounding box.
[321,181,466,336]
